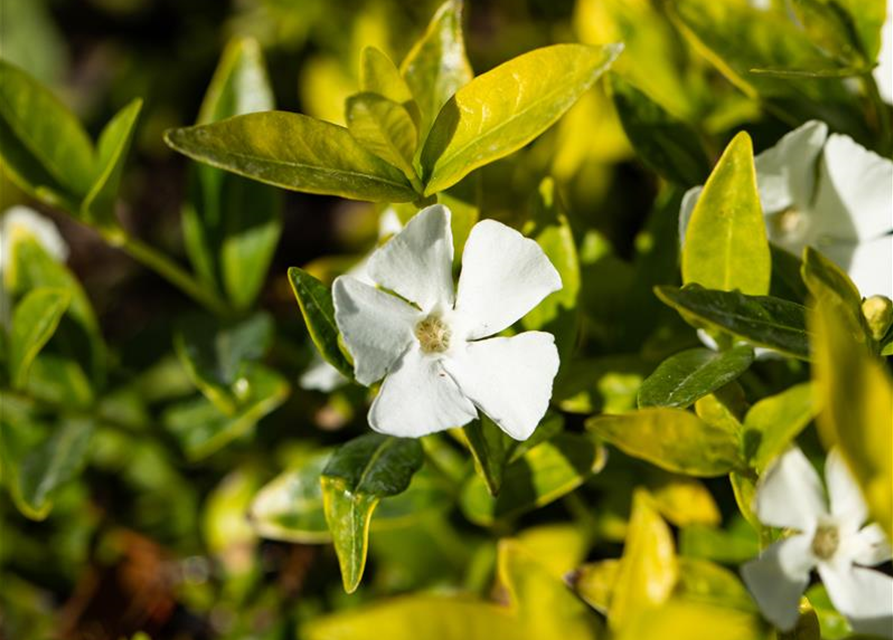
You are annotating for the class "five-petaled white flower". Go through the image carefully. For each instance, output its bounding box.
[681,121,893,300]
[742,447,893,637]
[332,204,562,440]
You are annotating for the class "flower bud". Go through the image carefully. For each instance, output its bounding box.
[862,295,893,341]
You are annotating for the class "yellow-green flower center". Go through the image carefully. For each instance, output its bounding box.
[415,315,451,354]
[811,523,840,561]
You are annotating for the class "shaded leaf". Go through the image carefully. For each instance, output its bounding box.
[741,382,818,471]
[9,288,70,389]
[360,46,419,124]
[462,416,510,496]
[638,346,754,409]
[801,246,872,347]
[346,92,421,187]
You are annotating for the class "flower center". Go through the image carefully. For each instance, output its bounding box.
[811,523,840,561]
[415,314,451,354]
[773,207,807,238]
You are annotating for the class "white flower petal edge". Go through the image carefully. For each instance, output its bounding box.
[741,535,814,632]
[825,448,868,526]
[812,133,893,243]
[332,276,421,386]
[368,343,477,438]
[0,206,69,274]
[455,219,562,340]
[818,564,893,638]
[822,234,893,301]
[367,204,455,311]
[442,332,559,441]
[753,120,828,214]
[753,446,825,531]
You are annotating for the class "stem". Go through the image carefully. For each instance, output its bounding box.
[108,231,232,316]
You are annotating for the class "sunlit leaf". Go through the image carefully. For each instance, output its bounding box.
[647,472,721,527]
[741,382,818,471]
[360,46,419,125]
[674,558,758,613]
[421,43,621,195]
[9,288,70,389]
[346,92,421,188]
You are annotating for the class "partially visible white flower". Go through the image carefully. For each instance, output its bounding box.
[0,206,69,326]
[333,204,562,440]
[876,0,893,104]
[681,121,893,300]
[742,447,893,636]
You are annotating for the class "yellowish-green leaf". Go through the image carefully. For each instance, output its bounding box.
[609,489,678,630]
[346,93,421,189]
[572,559,620,614]
[801,246,873,348]
[360,46,418,124]
[647,472,721,527]
[682,132,770,296]
[421,43,621,195]
[9,288,70,389]
[587,408,743,477]
[741,382,818,471]
[616,599,764,640]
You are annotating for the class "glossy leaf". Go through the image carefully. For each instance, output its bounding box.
[321,434,424,593]
[609,490,678,630]
[81,98,142,229]
[587,408,742,477]
[460,433,607,525]
[165,111,418,202]
[811,293,893,538]
[638,346,754,409]
[346,93,421,187]
[741,382,818,471]
[611,76,710,186]
[9,288,70,389]
[682,132,770,296]
[360,47,419,123]
[163,363,289,460]
[800,246,872,347]
[420,43,621,195]
[655,285,811,359]
[400,0,474,140]
[173,312,274,415]
[0,59,93,207]
[462,416,510,496]
[287,267,354,379]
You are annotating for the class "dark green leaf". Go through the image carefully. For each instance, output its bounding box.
[587,408,743,477]
[637,346,754,409]
[421,43,621,195]
[9,288,70,389]
[165,111,418,202]
[462,416,510,496]
[288,267,354,379]
[611,76,710,186]
[655,285,811,359]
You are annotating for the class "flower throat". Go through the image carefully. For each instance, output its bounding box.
[415,314,451,354]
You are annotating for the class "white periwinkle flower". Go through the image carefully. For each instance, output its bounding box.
[332,204,562,440]
[681,121,893,300]
[742,447,893,637]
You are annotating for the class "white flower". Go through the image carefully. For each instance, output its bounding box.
[0,206,69,326]
[332,204,562,440]
[681,121,893,300]
[742,447,893,636]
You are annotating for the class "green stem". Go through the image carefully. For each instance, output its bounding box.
[107,231,232,316]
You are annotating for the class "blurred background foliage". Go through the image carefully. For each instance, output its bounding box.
[0,0,890,639]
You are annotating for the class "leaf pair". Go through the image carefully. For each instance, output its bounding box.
[0,60,141,230]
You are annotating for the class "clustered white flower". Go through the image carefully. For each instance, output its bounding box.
[681,121,893,301]
[332,204,562,440]
[742,447,893,637]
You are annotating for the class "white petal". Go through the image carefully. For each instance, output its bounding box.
[825,448,869,527]
[441,332,559,441]
[299,356,347,392]
[818,564,893,639]
[822,235,893,300]
[812,134,893,242]
[366,204,455,311]
[876,7,893,104]
[741,535,814,631]
[755,447,827,531]
[754,120,828,214]
[368,344,477,437]
[332,275,420,385]
[0,205,69,273]
[851,523,893,567]
[455,220,561,340]
[678,185,703,248]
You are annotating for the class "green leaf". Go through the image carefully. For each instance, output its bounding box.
[610,76,710,186]
[173,312,275,415]
[637,346,754,409]
[459,433,607,525]
[346,93,421,189]
[420,43,621,195]
[81,98,142,229]
[197,37,274,126]
[608,490,677,630]
[400,0,474,141]
[23,353,94,409]
[0,59,94,207]
[360,47,419,123]
[163,363,289,460]
[165,111,418,202]
[321,434,424,593]
[9,288,70,389]
[801,246,873,347]
[462,416,511,496]
[741,382,818,471]
[789,0,873,65]
[811,292,893,538]
[655,285,811,360]
[587,408,742,477]
[832,0,887,60]
[287,267,354,379]
[0,417,94,520]
[679,519,760,565]
[674,558,758,613]
[682,132,770,296]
